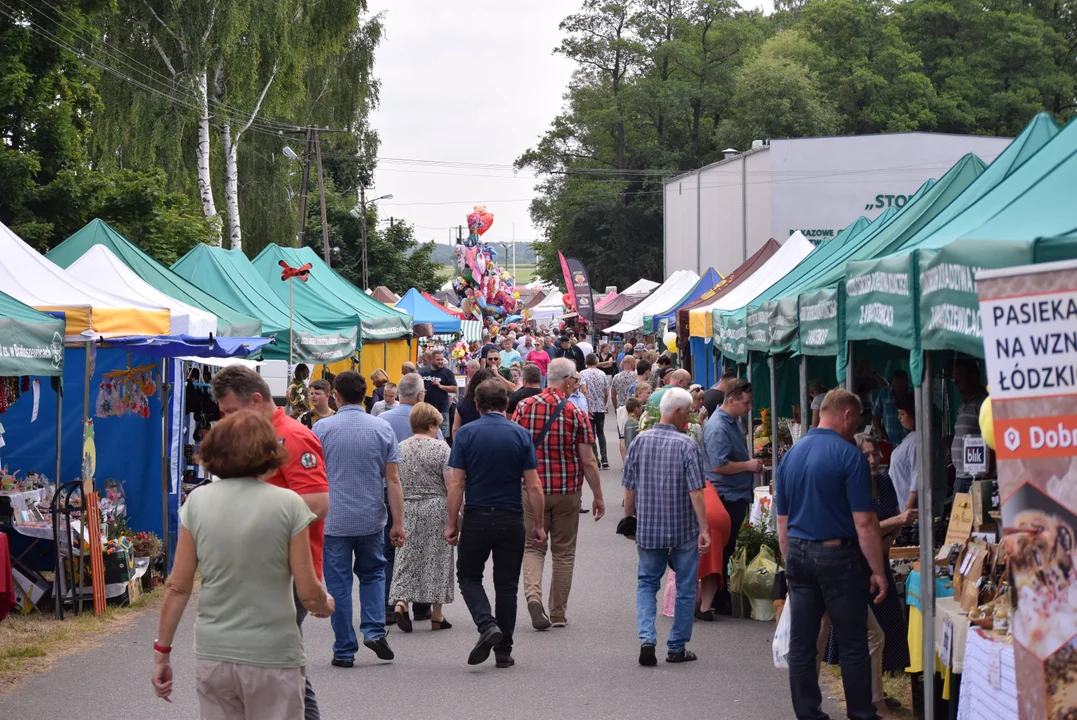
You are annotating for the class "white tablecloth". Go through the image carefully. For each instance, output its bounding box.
[0,488,45,513]
[956,629,1018,720]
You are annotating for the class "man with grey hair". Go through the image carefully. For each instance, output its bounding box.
[401,361,417,376]
[622,387,710,666]
[513,357,605,629]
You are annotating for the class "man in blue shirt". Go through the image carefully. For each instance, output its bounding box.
[701,379,763,614]
[775,389,887,720]
[623,388,710,666]
[313,372,404,667]
[446,379,546,670]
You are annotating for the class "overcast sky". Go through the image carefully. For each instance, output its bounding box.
[367,0,773,250]
[367,0,580,251]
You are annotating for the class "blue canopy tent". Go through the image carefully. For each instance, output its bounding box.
[644,267,724,334]
[395,288,462,334]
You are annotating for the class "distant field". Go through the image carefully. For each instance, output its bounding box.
[437,264,537,285]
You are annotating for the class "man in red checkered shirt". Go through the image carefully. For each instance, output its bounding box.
[512,358,605,629]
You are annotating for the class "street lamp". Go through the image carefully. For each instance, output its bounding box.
[351,192,394,291]
[282,146,310,250]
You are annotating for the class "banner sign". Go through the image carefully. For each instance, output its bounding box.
[977,259,1077,720]
[564,256,595,323]
[557,251,578,319]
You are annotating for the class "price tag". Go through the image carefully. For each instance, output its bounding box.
[963,436,988,474]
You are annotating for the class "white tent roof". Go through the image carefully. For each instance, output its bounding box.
[605,270,700,334]
[67,245,218,337]
[0,221,171,338]
[686,232,817,338]
[530,289,565,322]
[697,232,815,313]
[621,278,660,295]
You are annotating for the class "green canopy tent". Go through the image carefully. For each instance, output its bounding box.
[251,245,411,342]
[46,220,262,338]
[172,245,357,364]
[0,289,65,376]
[845,113,1077,383]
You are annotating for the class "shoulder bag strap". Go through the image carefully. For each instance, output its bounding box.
[534,398,569,449]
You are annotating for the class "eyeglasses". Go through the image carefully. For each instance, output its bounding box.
[487,356,500,362]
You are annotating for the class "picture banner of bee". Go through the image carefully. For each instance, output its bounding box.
[978,258,1077,720]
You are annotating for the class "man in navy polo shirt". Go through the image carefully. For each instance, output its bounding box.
[702,379,763,614]
[446,379,546,670]
[775,388,887,720]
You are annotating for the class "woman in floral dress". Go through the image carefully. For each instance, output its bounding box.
[389,402,454,632]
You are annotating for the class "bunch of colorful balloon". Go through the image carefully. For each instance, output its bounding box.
[452,206,522,327]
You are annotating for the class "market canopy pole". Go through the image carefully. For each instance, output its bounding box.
[278,260,312,376]
[160,358,171,572]
[916,351,936,720]
[53,378,62,620]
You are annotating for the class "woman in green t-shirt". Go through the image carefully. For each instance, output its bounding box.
[152,410,334,719]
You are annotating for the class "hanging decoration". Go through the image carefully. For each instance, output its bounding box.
[451,205,520,331]
[0,376,30,414]
[95,359,156,419]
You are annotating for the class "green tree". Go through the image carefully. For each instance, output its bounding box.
[899,0,1075,135]
[715,40,838,149]
[0,1,214,256]
[798,0,937,133]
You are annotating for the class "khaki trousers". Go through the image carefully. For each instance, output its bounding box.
[816,611,885,705]
[523,491,581,618]
[195,659,305,720]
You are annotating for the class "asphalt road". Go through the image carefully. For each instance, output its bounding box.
[2,419,839,719]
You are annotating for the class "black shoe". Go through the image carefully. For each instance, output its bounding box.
[600,462,610,470]
[330,657,354,668]
[495,652,515,668]
[363,637,395,661]
[695,609,716,621]
[639,644,657,667]
[666,648,697,663]
[385,612,396,626]
[394,604,413,633]
[412,604,432,621]
[468,626,503,666]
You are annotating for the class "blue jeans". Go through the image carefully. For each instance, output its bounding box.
[636,536,699,652]
[786,538,878,720]
[324,533,386,661]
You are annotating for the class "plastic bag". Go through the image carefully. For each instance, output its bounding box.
[744,545,778,621]
[772,593,792,668]
[728,546,750,618]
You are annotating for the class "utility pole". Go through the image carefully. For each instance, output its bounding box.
[296,128,313,248]
[457,225,463,244]
[359,186,369,291]
[314,129,332,266]
[512,223,517,279]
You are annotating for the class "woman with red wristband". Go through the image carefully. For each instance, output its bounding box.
[152,410,334,719]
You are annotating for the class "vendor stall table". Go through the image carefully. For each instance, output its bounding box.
[955,629,1017,720]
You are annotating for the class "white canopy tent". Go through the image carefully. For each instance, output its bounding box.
[67,245,218,337]
[0,220,171,338]
[605,269,700,334]
[529,289,565,323]
[620,278,661,295]
[686,231,817,338]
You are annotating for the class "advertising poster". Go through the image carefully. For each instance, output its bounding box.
[978,259,1077,720]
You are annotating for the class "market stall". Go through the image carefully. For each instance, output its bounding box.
[605,269,700,335]
[172,245,357,364]
[642,266,723,334]
[47,219,263,337]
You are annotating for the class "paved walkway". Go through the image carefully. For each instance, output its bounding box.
[2,420,837,719]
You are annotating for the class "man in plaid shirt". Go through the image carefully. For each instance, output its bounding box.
[622,387,710,666]
[513,358,605,630]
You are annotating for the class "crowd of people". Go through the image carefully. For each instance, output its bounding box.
[150,320,979,720]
